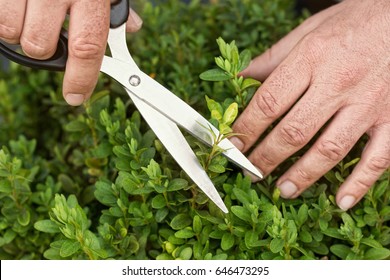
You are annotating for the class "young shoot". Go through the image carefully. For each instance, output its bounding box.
[200,37,261,109]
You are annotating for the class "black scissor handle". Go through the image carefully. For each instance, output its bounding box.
[0,0,129,72]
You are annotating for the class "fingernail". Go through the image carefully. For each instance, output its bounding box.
[65,93,84,106]
[129,8,143,27]
[338,195,356,211]
[278,180,298,198]
[230,137,244,151]
[243,167,263,183]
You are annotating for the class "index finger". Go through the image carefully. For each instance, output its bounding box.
[63,0,110,106]
[231,47,312,153]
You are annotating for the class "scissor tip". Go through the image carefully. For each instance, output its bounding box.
[220,205,229,214]
[243,168,264,182]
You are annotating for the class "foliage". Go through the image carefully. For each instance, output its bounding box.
[200,37,261,109]
[0,0,389,260]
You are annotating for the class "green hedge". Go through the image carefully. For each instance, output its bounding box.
[0,0,389,260]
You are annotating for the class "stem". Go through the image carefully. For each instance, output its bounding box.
[204,133,224,171]
[230,77,246,108]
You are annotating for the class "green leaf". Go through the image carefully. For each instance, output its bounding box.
[193,215,202,235]
[199,69,230,81]
[361,238,383,249]
[230,44,239,66]
[330,244,351,259]
[34,219,60,233]
[0,181,12,193]
[155,208,169,223]
[270,238,284,253]
[64,120,88,132]
[94,182,117,206]
[299,229,312,243]
[241,78,261,91]
[175,228,195,239]
[216,37,228,59]
[231,206,251,223]
[205,96,223,120]
[343,157,360,170]
[364,247,390,260]
[152,194,166,209]
[319,217,328,231]
[215,56,225,70]
[297,204,308,226]
[60,240,81,258]
[168,178,188,191]
[322,228,345,240]
[170,214,192,230]
[232,188,250,205]
[218,123,232,135]
[179,247,193,260]
[208,164,225,173]
[222,102,238,126]
[373,180,388,200]
[221,232,235,251]
[17,209,31,226]
[2,229,16,244]
[239,49,251,71]
[244,231,258,248]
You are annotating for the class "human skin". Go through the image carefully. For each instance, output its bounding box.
[231,0,390,210]
[0,0,142,106]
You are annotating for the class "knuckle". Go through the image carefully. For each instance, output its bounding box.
[295,167,314,183]
[20,36,55,58]
[254,88,281,119]
[279,123,308,147]
[66,76,94,93]
[299,33,327,63]
[316,139,346,162]
[366,155,390,174]
[251,150,277,170]
[0,23,21,43]
[69,36,104,61]
[354,177,373,193]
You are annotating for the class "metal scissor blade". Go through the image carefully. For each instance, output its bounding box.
[101,57,263,180]
[126,89,228,213]
[104,26,227,212]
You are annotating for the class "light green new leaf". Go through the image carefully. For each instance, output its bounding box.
[222,102,238,126]
[216,37,227,59]
[218,123,232,135]
[179,247,193,260]
[175,228,195,239]
[241,78,261,91]
[205,96,223,120]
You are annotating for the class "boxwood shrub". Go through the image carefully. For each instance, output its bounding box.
[0,0,389,260]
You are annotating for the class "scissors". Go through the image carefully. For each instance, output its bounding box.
[0,0,262,213]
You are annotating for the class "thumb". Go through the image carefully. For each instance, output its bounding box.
[241,3,342,81]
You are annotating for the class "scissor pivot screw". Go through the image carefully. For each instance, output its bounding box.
[129,75,141,86]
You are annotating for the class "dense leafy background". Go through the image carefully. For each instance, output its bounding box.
[0,0,389,260]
